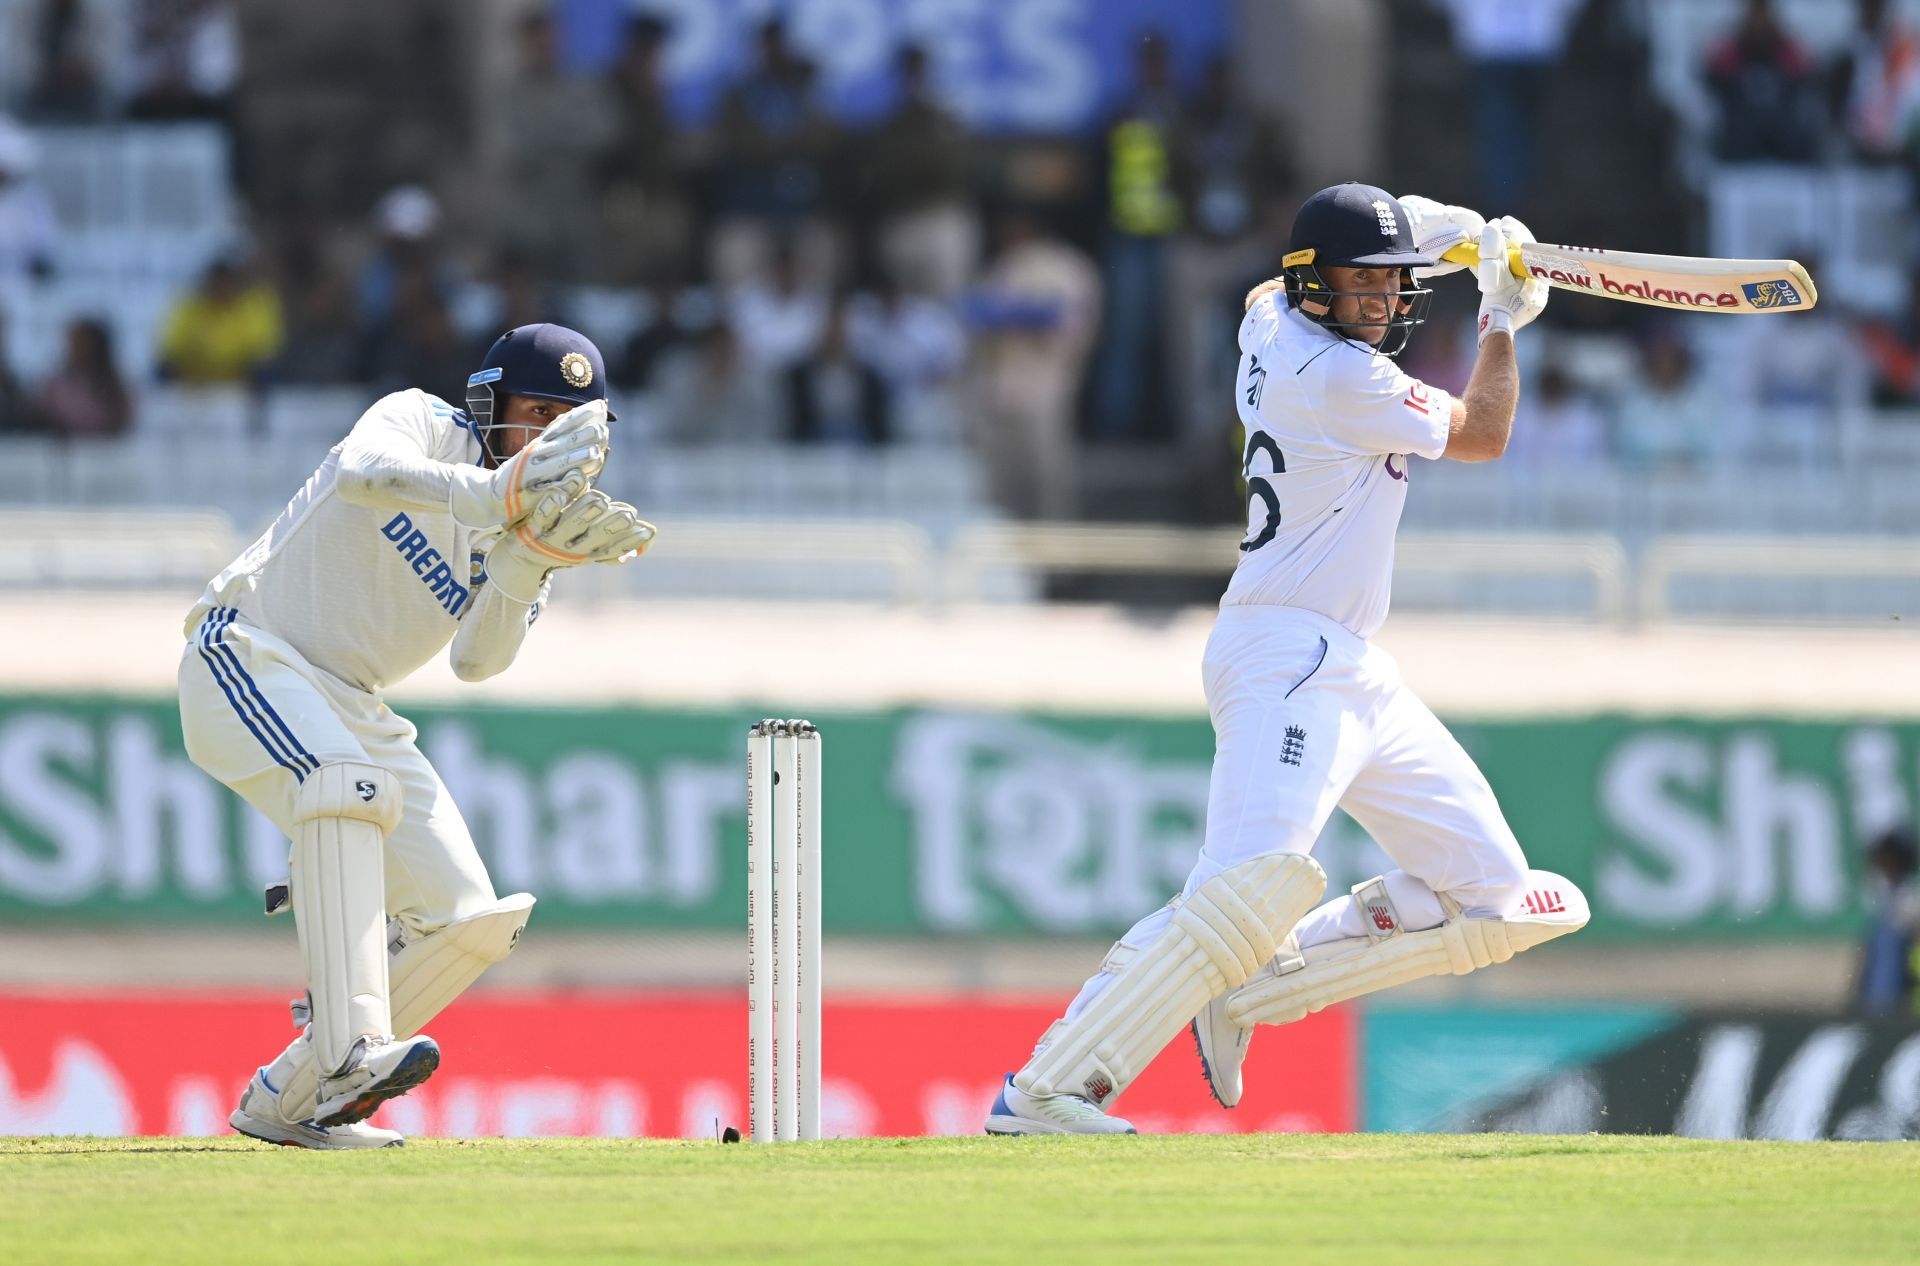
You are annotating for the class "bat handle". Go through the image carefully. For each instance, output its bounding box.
[1439,241,1526,278]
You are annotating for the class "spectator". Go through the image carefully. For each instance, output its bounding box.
[126,0,239,127]
[274,251,359,386]
[652,319,779,445]
[157,255,283,385]
[1434,0,1584,216]
[356,186,456,331]
[1168,55,1297,452]
[1504,363,1608,467]
[847,274,967,395]
[863,45,978,297]
[786,296,890,445]
[1091,33,1183,440]
[23,0,106,121]
[1829,0,1920,164]
[1704,0,1825,163]
[847,275,967,445]
[358,261,470,405]
[1742,256,1864,410]
[0,312,28,432]
[496,8,618,283]
[616,284,708,393]
[470,250,566,359]
[1613,332,1719,471]
[1856,827,1920,1015]
[728,238,828,374]
[27,317,131,438]
[708,18,839,287]
[1860,267,1920,407]
[966,206,1101,519]
[1730,251,1863,466]
[598,15,689,287]
[0,116,57,282]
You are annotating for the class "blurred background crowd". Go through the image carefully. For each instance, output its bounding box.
[0,0,1917,532]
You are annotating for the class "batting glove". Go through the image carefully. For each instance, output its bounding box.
[1397,193,1485,280]
[1474,218,1550,344]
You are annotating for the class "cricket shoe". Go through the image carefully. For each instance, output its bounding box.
[1191,994,1253,1108]
[984,1074,1137,1135]
[229,1069,404,1149]
[313,1034,441,1127]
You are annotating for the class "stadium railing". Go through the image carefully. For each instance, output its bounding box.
[8,500,1915,625]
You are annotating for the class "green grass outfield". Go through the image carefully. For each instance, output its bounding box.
[5,1133,1918,1266]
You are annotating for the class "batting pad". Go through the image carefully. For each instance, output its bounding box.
[274,893,535,1123]
[1225,869,1589,1029]
[1016,851,1325,1106]
[291,762,403,1076]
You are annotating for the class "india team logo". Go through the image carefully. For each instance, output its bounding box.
[1742,279,1804,309]
[559,351,594,387]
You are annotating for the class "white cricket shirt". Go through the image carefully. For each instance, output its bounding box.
[1220,294,1453,640]
[186,389,496,692]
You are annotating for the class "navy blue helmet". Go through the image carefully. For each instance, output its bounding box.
[1280,183,1434,357]
[465,323,615,460]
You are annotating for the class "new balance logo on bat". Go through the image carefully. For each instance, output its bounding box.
[1524,264,1741,308]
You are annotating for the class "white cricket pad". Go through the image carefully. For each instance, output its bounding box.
[274,893,535,1122]
[1225,870,1589,1028]
[1015,851,1326,1106]
[291,762,403,1076]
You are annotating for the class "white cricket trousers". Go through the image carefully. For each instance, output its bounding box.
[1060,603,1531,1022]
[176,607,498,937]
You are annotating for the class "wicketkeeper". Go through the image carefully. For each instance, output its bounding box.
[178,324,655,1147]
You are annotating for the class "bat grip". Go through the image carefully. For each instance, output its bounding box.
[1439,241,1525,278]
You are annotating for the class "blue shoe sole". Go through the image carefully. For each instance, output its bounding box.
[314,1040,441,1128]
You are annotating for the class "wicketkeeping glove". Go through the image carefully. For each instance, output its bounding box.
[1474,217,1550,344]
[449,399,611,529]
[482,487,658,603]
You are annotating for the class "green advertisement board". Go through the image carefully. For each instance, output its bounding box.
[0,694,1907,939]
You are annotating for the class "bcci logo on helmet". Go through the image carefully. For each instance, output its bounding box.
[559,352,594,388]
[1742,279,1804,309]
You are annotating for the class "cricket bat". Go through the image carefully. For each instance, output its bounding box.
[1438,241,1818,314]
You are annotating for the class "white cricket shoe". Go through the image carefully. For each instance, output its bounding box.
[229,1069,404,1149]
[313,1034,441,1127]
[1191,995,1253,1108]
[985,1074,1137,1135]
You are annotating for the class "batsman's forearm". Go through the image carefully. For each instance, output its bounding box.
[1458,333,1519,462]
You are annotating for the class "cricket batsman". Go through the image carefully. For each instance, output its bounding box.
[986,184,1590,1135]
[178,323,655,1147]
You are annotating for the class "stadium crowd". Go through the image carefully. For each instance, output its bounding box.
[0,0,1918,520]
